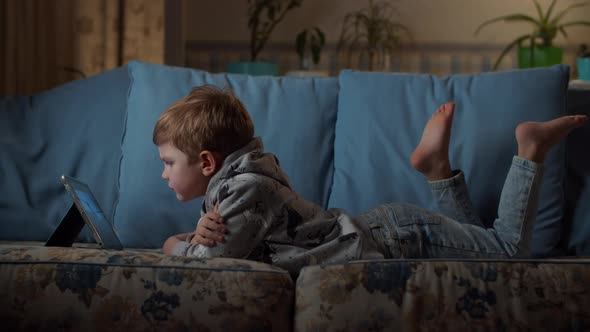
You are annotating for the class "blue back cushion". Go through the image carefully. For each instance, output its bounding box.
[115,61,338,248]
[0,67,130,241]
[329,66,569,257]
[564,87,590,255]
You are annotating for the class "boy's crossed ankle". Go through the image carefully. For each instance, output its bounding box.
[516,115,588,163]
[411,102,455,181]
[412,106,588,177]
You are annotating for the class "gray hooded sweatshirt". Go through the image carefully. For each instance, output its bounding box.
[171,137,384,276]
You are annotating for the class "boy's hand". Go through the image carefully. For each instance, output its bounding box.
[190,201,227,246]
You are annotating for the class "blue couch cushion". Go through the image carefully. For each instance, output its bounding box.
[116,61,338,248]
[564,86,590,255]
[329,66,569,257]
[0,67,130,242]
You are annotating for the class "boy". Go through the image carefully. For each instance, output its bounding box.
[156,85,587,276]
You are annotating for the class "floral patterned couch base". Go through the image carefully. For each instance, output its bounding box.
[295,259,590,332]
[5,245,590,332]
[0,245,293,331]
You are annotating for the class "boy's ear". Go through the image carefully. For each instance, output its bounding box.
[199,150,221,177]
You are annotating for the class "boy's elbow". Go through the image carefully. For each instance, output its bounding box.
[162,236,178,255]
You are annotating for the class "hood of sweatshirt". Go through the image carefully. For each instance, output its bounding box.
[203,137,292,210]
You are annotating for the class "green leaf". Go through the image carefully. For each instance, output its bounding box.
[492,34,532,70]
[298,26,326,64]
[311,43,321,64]
[295,29,307,58]
[388,23,411,36]
[559,26,569,38]
[532,0,545,22]
[558,20,590,29]
[476,0,590,67]
[313,27,326,46]
[550,3,588,25]
[544,0,558,22]
[247,0,302,61]
[475,14,540,36]
[337,0,410,67]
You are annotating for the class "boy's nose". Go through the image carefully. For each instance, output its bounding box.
[161,169,168,180]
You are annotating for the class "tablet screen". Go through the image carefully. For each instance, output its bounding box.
[62,176,124,250]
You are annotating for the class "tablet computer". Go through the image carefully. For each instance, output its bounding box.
[45,175,123,250]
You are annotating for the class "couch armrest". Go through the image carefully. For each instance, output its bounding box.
[0,245,293,331]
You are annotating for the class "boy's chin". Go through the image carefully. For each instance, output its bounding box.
[176,193,199,202]
[176,193,189,202]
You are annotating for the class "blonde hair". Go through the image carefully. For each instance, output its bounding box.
[153,85,254,163]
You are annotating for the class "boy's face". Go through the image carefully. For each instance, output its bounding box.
[158,143,210,202]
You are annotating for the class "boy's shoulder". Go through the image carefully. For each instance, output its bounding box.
[218,171,285,196]
[202,171,289,215]
[218,147,290,187]
[205,138,292,204]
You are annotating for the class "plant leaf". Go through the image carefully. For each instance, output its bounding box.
[475,14,540,36]
[295,29,307,58]
[388,22,411,36]
[338,13,356,51]
[559,26,568,38]
[558,20,590,29]
[492,34,532,70]
[550,3,588,25]
[544,0,558,22]
[311,42,321,64]
[313,27,326,46]
[248,0,302,61]
[532,0,545,22]
[337,0,409,63]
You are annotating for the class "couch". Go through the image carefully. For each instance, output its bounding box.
[1,61,590,331]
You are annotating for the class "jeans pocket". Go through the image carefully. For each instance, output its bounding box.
[360,211,399,259]
[389,203,444,258]
[363,203,445,258]
[368,226,392,259]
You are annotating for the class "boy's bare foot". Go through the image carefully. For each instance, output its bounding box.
[410,102,455,181]
[516,115,588,163]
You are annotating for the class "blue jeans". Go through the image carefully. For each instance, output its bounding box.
[359,156,543,259]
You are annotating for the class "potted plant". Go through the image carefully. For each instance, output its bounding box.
[337,0,410,71]
[285,27,328,77]
[227,0,303,76]
[475,0,590,70]
[577,44,590,81]
[295,27,326,71]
